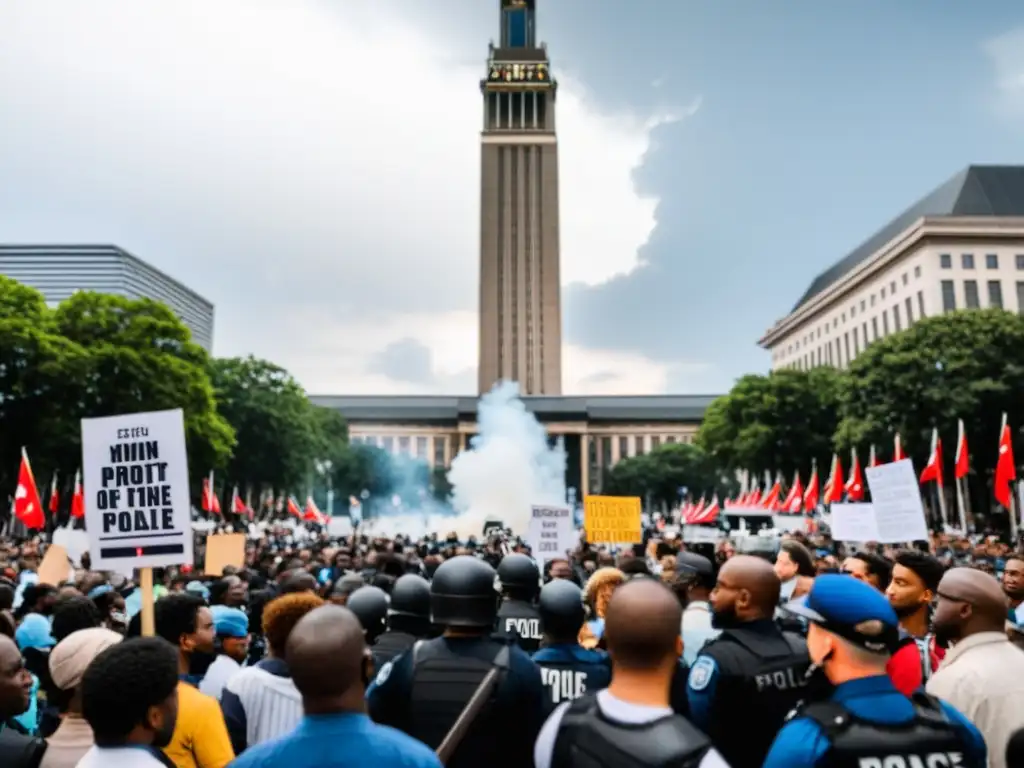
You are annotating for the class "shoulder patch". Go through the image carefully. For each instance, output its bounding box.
[374,661,393,686]
[688,656,716,692]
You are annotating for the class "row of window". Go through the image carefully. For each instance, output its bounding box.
[940,279,1024,313]
[781,290,927,370]
[352,435,448,466]
[587,434,696,493]
[939,253,1024,271]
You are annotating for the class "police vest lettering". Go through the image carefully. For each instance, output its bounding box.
[505,617,541,639]
[857,754,963,768]
[754,665,808,692]
[540,667,587,703]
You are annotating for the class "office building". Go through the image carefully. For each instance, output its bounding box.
[760,165,1024,369]
[0,244,215,350]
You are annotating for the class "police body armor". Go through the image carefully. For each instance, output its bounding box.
[552,692,712,768]
[799,692,983,768]
[497,598,542,654]
[535,648,612,706]
[406,638,510,766]
[372,630,418,668]
[699,625,810,768]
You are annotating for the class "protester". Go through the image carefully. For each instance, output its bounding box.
[578,567,625,650]
[228,605,440,767]
[927,567,1024,768]
[774,540,815,603]
[77,637,180,768]
[0,632,43,766]
[50,596,101,644]
[200,607,250,701]
[885,549,944,693]
[41,627,122,768]
[1001,554,1024,623]
[675,552,719,665]
[840,551,892,591]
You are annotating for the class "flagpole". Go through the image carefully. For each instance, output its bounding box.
[1004,413,1019,540]
[954,419,969,533]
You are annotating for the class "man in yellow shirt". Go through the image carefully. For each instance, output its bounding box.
[154,592,235,768]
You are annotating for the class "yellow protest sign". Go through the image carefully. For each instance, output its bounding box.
[584,495,642,544]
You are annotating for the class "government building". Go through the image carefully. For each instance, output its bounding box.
[0,244,215,350]
[760,165,1024,369]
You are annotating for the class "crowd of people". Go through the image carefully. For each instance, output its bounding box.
[0,520,1023,767]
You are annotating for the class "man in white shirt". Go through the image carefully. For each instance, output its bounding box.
[200,606,250,701]
[677,553,720,665]
[77,637,180,768]
[927,567,1024,768]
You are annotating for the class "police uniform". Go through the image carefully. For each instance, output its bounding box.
[373,574,432,669]
[533,644,611,706]
[366,556,548,768]
[687,618,810,767]
[762,575,988,768]
[497,553,543,653]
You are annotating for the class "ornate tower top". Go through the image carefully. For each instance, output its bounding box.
[499,0,536,49]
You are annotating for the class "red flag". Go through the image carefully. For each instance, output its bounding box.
[287,496,303,519]
[694,495,720,524]
[13,448,45,529]
[761,480,782,511]
[48,473,59,515]
[893,434,906,462]
[824,454,844,504]
[303,497,328,524]
[954,419,969,480]
[70,470,84,520]
[845,450,865,502]
[781,472,804,513]
[803,466,820,511]
[231,486,250,516]
[684,497,706,523]
[202,472,221,515]
[995,418,1016,510]
[919,428,944,487]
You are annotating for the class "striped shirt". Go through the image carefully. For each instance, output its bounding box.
[221,658,302,754]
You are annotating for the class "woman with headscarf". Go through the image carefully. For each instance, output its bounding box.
[41,627,122,768]
[577,567,626,650]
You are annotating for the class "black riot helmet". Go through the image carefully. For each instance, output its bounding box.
[498,553,540,599]
[538,578,586,641]
[347,585,390,642]
[387,574,431,635]
[430,555,499,629]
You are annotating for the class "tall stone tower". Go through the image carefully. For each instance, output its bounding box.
[478,0,562,396]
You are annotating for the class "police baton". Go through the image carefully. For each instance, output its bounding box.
[435,666,502,765]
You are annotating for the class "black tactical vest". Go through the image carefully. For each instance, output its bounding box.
[405,639,510,759]
[551,693,712,768]
[372,630,418,668]
[699,625,810,768]
[497,599,542,653]
[800,692,983,768]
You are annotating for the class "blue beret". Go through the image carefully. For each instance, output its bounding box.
[783,574,899,654]
[185,581,210,601]
[210,605,249,639]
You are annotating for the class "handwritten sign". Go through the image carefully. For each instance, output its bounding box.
[830,503,880,542]
[584,495,642,544]
[865,459,928,543]
[527,505,574,561]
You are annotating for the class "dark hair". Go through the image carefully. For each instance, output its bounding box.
[82,637,179,744]
[247,589,275,635]
[893,549,944,594]
[780,540,816,577]
[52,594,102,642]
[619,558,651,578]
[154,593,206,648]
[0,583,14,612]
[15,584,57,619]
[850,552,893,591]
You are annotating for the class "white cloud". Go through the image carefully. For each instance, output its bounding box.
[0,0,684,394]
[985,27,1024,115]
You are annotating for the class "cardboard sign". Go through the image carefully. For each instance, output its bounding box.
[80,408,194,571]
[203,533,246,576]
[37,544,73,587]
[584,495,642,544]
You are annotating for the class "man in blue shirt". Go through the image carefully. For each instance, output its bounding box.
[764,574,987,768]
[228,605,440,768]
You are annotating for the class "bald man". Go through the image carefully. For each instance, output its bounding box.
[227,605,440,768]
[686,555,810,768]
[533,579,728,768]
[927,567,1024,768]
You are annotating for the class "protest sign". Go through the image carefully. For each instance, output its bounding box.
[584,495,642,544]
[681,525,723,544]
[527,504,574,561]
[81,408,193,572]
[37,544,73,587]
[830,503,880,542]
[865,459,928,543]
[203,533,246,576]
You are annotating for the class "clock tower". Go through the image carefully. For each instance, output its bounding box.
[478,0,562,396]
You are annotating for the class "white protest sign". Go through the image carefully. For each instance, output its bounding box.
[865,458,928,543]
[81,408,194,571]
[527,504,575,562]
[829,503,880,542]
[773,514,806,532]
[682,525,723,544]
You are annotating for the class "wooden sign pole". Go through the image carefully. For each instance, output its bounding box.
[140,567,155,637]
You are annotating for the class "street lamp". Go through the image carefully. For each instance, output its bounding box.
[315,460,334,516]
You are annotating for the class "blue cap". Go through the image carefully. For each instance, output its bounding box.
[15,613,55,651]
[185,581,210,601]
[87,584,114,600]
[782,574,899,654]
[210,605,249,639]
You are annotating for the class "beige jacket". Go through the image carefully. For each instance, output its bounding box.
[926,631,1024,768]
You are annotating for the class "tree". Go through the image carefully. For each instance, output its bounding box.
[837,309,1024,501]
[209,356,320,496]
[697,368,842,479]
[603,442,731,506]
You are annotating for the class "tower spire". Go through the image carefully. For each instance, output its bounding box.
[499,0,536,49]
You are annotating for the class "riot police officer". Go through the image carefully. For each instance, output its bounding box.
[347,585,389,644]
[532,579,611,706]
[497,552,543,653]
[687,554,810,768]
[367,555,548,768]
[534,578,727,768]
[764,574,987,767]
[372,574,432,668]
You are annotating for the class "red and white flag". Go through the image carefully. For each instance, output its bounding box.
[287,496,303,519]
[803,466,820,511]
[954,419,969,480]
[13,448,45,530]
[919,428,944,488]
[48,473,60,516]
[303,496,327,524]
[70,470,84,520]
[781,472,804,513]
[823,454,844,505]
[845,449,865,502]
[231,486,251,518]
[995,415,1016,511]
[202,472,221,515]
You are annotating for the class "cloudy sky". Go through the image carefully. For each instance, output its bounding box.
[1,1,1023,397]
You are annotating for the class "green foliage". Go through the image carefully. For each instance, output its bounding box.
[603,442,732,506]
[697,368,842,479]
